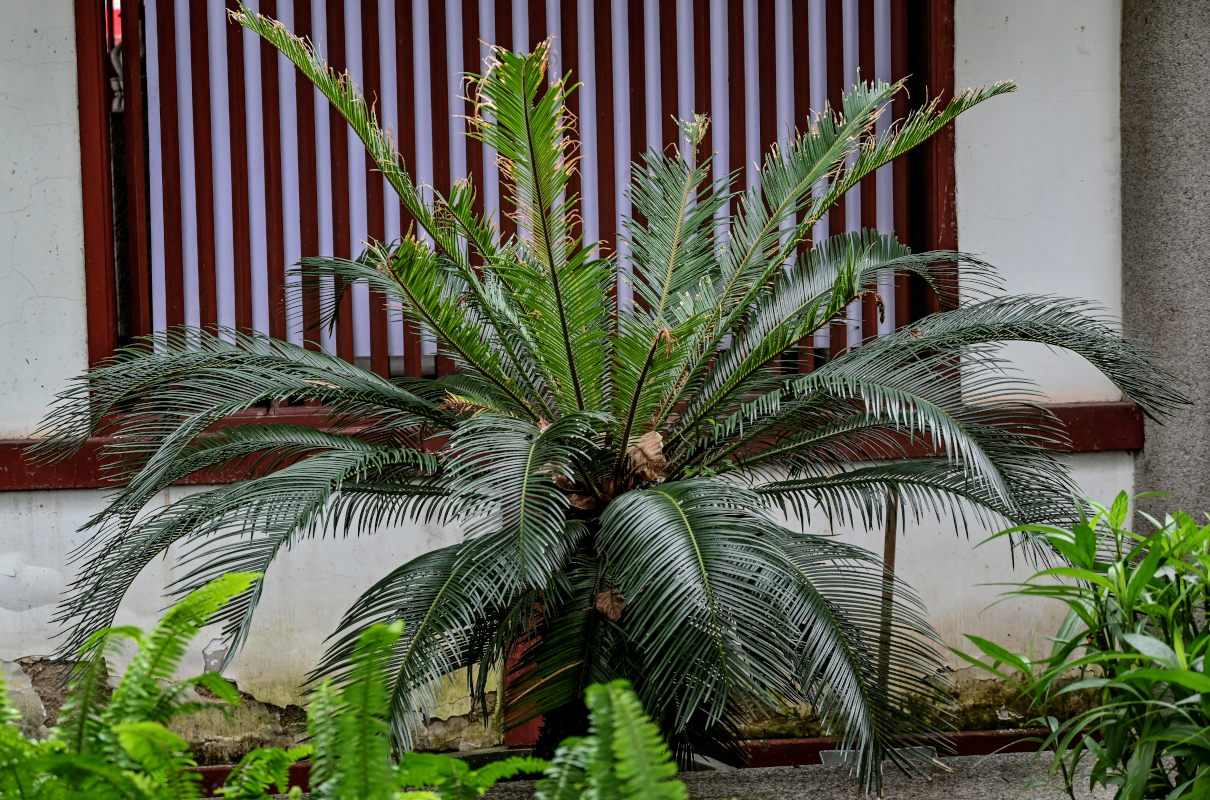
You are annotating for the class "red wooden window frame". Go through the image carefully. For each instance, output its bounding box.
[0,0,1142,492]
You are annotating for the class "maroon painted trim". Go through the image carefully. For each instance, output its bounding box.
[395,0,422,378]
[757,0,775,154]
[725,0,743,215]
[858,0,879,344]
[890,0,911,328]
[825,0,848,361]
[792,1,815,374]
[430,0,455,377]
[528,0,547,54]
[916,0,956,318]
[76,0,120,366]
[742,727,1049,768]
[594,0,616,260]
[462,0,485,226]
[188,727,1048,795]
[659,2,678,152]
[361,0,389,378]
[325,0,354,362]
[195,760,311,797]
[294,0,322,350]
[693,0,711,164]
[559,0,581,240]
[225,0,254,333]
[189,0,218,331]
[259,0,287,340]
[626,0,646,218]
[121,0,152,340]
[493,0,517,246]
[155,0,185,328]
[0,402,1146,492]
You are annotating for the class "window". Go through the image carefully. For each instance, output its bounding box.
[80,0,955,375]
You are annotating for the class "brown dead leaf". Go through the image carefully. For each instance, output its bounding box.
[568,493,597,511]
[626,431,667,483]
[594,588,625,621]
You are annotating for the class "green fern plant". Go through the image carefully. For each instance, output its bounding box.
[32,5,1185,794]
[0,573,260,798]
[535,680,687,800]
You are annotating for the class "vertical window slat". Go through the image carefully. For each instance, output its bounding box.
[137,1,907,374]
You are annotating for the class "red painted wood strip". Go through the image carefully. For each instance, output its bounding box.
[858,0,879,343]
[78,0,121,364]
[189,0,218,331]
[757,0,775,157]
[120,0,151,341]
[293,0,322,350]
[825,0,847,360]
[627,0,646,179]
[396,0,423,378]
[259,0,287,340]
[693,0,711,160]
[890,0,911,329]
[156,0,185,329]
[325,0,354,361]
[225,0,254,333]
[659,0,678,150]
[361,0,390,377]
[792,0,814,373]
[743,728,1050,768]
[922,0,957,315]
[494,0,517,244]
[431,0,455,377]
[559,0,581,240]
[726,0,744,211]
[76,0,119,364]
[595,1,616,259]
[2,402,1146,492]
[463,0,486,225]
[528,0,547,52]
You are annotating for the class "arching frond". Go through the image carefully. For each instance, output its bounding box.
[471,41,612,413]
[55,449,446,661]
[596,480,801,733]
[446,412,605,588]
[622,121,731,324]
[773,531,954,793]
[850,294,1184,419]
[31,327,447,469]
[314,542,523,752]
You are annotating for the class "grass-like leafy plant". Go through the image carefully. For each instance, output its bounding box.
[959,495,1210,799]
[33,7,1181,793]
[2,573,676,799]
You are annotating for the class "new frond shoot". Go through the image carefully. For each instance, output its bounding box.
[32,6,1184,795]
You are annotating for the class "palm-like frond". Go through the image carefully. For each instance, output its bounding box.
[596,481,802,732]
[35,15,1188,796]
[447,412,605,587]
[773,531,954,792]
[55,447,445,660]
[314,542,521,751]
[472,42,612,413]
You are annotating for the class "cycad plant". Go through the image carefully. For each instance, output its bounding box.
[34,8,1181,793]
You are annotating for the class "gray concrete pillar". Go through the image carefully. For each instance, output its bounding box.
[1121,1,1210,517]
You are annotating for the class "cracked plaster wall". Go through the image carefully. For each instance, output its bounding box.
[0,0,89,440]
[0,0,1137,752]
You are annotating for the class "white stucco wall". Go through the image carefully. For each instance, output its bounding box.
[0,0,1130,708]
[0,0,90,440]
[955,0,1123,402]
